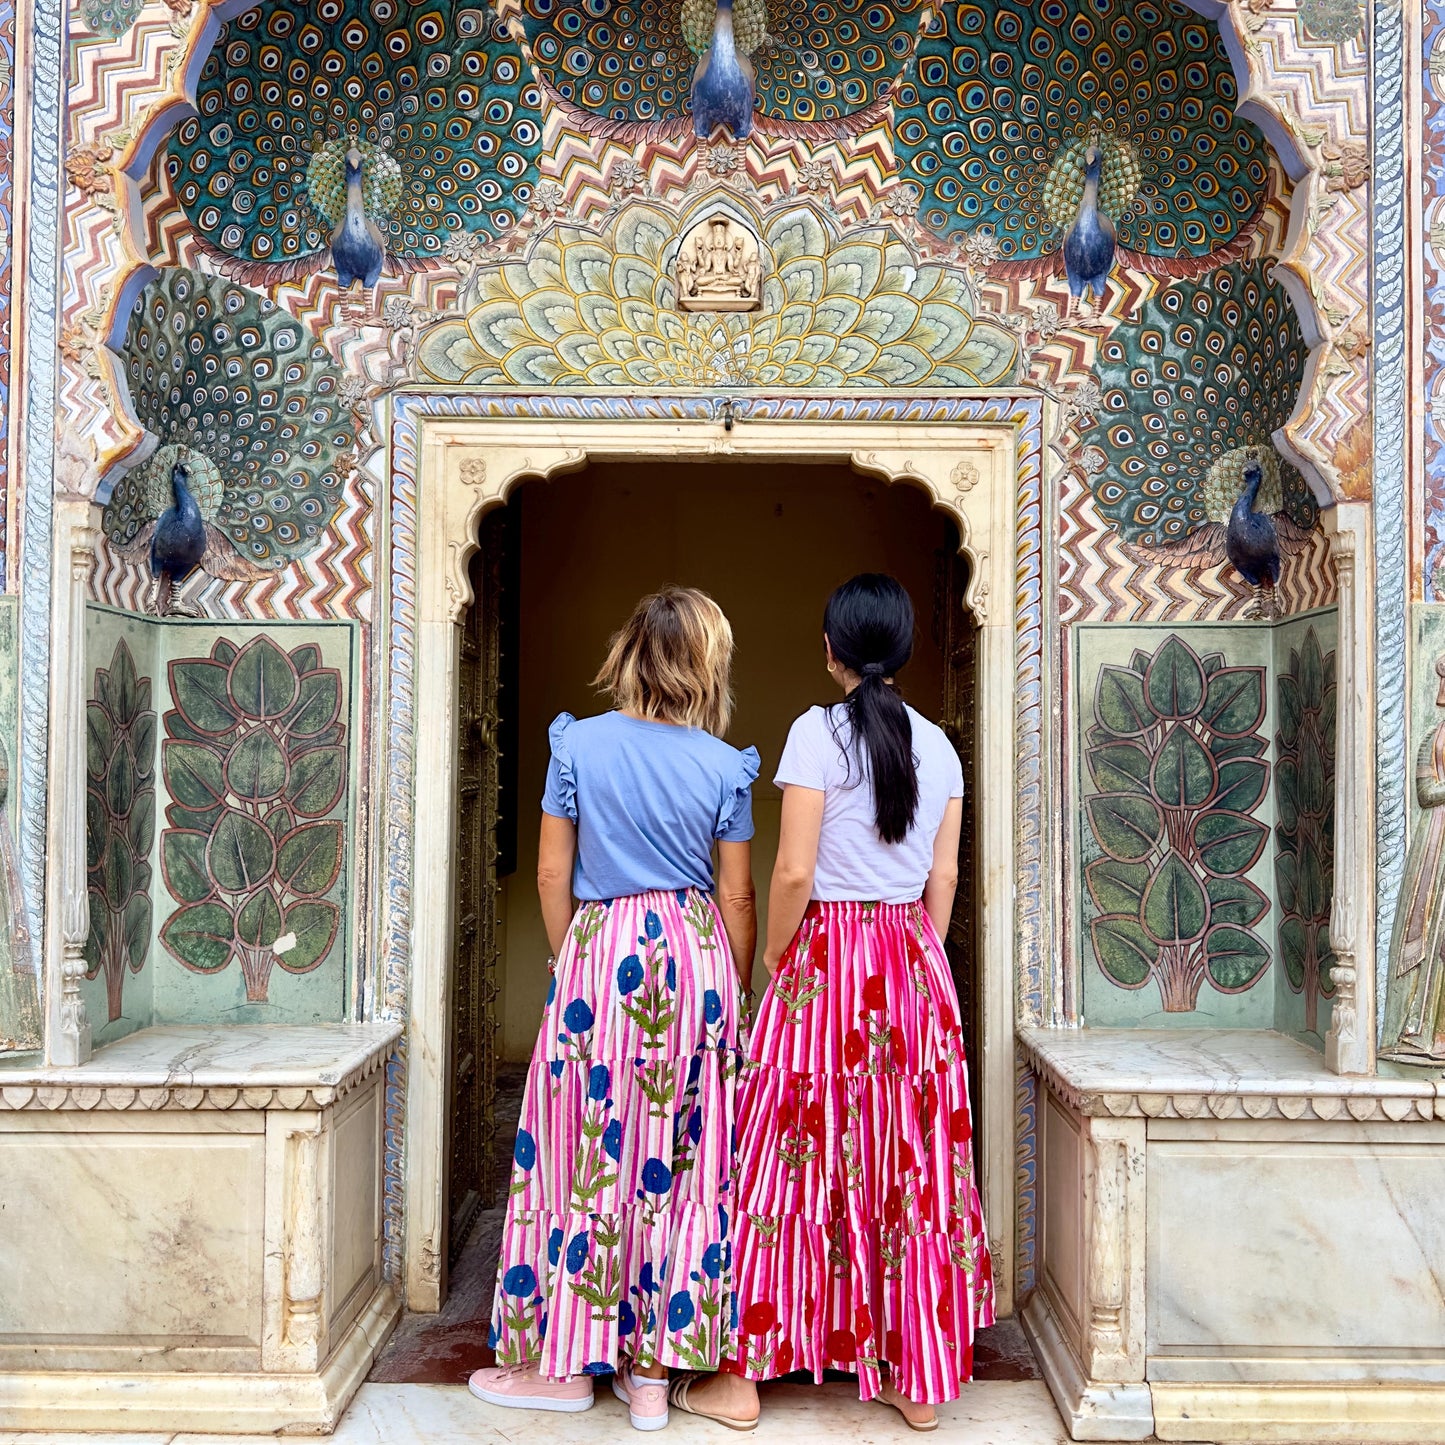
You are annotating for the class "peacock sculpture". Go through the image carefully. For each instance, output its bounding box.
[1086,259,1317,604]
[891,0,1268,280]
[327,145,389,291]
[168,0,545,285]
[148,462,208,617]
[102,269,356,600]
[1061,139,1116,315]
[689,0,756,139]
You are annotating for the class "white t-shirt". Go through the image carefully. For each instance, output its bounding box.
[774,703,964,904]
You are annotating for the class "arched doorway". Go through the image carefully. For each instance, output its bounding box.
[445,458,984,1282]
[396,409,1022,1316]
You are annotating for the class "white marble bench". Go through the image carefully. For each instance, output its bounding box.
[0,1023,402,1434]
[1019,1027,1445,1443]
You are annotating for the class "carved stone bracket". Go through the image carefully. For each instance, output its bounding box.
[283,1118,325,1351]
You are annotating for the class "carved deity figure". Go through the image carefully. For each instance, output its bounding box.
[1382,653,1445,1062]
[673,215,762,312]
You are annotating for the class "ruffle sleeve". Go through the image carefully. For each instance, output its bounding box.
[541,712,579,821]
[715,744,761,842]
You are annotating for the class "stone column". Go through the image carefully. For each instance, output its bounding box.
[1324,504,1376,1076]
[43,493,96,1067]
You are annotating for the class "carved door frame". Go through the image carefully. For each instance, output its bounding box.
[400,413,1021,1314]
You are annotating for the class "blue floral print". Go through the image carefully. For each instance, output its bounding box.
[564,998,595,1033]
[588,1063,611,1101]
[617,954,645,994]
[668,1291,695,1330]
[513,1129,536,1170]
[566,1232,590,1274]
[503,1264,537,1297]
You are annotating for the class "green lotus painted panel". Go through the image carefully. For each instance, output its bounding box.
[1077,623,1276,1027]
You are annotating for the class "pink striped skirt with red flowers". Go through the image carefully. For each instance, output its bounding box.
[726,899,994,1405]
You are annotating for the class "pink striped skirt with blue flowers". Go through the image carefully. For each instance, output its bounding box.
[488,888,745,1378]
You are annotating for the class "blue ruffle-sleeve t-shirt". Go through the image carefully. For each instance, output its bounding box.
[541,711,759,901]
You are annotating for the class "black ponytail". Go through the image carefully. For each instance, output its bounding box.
[823,574,919,844]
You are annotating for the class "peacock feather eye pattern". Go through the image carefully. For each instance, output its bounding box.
[1088,259,1315,549]
[892,0,1268,267]
[520,0,930,126]
[167,0,546,278]
[105,269,354,571]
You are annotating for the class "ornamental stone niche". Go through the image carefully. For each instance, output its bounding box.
[672,214,763,313]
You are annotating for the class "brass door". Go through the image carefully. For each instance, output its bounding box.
[934,541,982,1122]
[448,511,506,1265]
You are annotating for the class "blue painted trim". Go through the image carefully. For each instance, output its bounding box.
[17,0,63,960]
[1374,0,1409,1030]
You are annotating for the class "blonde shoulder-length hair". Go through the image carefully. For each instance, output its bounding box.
[594,586,735,736]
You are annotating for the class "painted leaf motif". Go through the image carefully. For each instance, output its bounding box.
[1151,724,1218,810]
[207,808,277,894]
[1298,740,1327,816]
[1084,858,1150,915]
[1275,757,1300,833]
[1191,810,1269,877]
[86,703,113,780]
[275,820,343,898]
[84,893,106,974]
[103,834,134,907]
[133,712,157,779]
[1085,793,1163,863]
[1087,741,1152,795]
[106,742,136,819]
[161,902,236,973]
[1205,876,1269,928]
[1204,924,1271,993]
[167,802,224,833]
[170,659,240,734]
[1090,915,1158,988]
[1214,758,1269,815]
[278,900,340,974]
[263,805,296,840]
[1145,637,1206,721]
[1200,667,1266,738]
[163,830,214,903]
[1095,666,1151,737]
[123,892,152,972]
[111,642,139,726]
[1200,652,1226,675]
[1279,914,1307,989]
[1211,735,1269,762]
[230,638,299,721]
[86,791,107,869]
[1297,841,1327,919]
[128,790,156,859]
[1277,672,1304,748]
[164,741,227,811]
[237,889,284,948]
[1275,850,1300,915]
[1141,850,1209,945]
[1314,921,1336,994]
[286,669,342,738]
[289,644,322,676]
[287,747,346,818]
[226,729,289,803]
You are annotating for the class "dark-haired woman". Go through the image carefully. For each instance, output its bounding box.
[676,574,993,1433]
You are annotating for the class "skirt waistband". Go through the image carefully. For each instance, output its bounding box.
[803,898,925,920]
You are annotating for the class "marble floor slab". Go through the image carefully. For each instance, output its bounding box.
[0,1380,1070,1445]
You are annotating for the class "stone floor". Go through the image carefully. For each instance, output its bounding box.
[0,1379,1072,1445]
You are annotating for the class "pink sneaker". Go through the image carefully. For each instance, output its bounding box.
[612,1370,670,1431]
[468,1362,593,1413]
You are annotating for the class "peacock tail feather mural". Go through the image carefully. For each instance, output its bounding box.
[169,0,546,283]
[1085,257,1316,558]
[103,269,357,583]
[891,0,1269,281]
[518,0,930,132]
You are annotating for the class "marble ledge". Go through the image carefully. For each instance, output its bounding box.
[1018,1027,1445,1124]
[0,1022,402,1113]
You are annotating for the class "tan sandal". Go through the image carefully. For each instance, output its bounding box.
[878,1382,939,1432]
[667,1372,759,1432]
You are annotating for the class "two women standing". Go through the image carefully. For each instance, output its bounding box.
[469,576,993,1432]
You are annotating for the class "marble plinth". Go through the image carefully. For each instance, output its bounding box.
[0,1024,402,1435]
[1020,1028,1445,1443]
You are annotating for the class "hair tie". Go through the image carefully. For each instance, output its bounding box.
[861,661,887,677]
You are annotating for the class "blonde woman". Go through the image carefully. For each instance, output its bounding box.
[470,586,758,1432]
